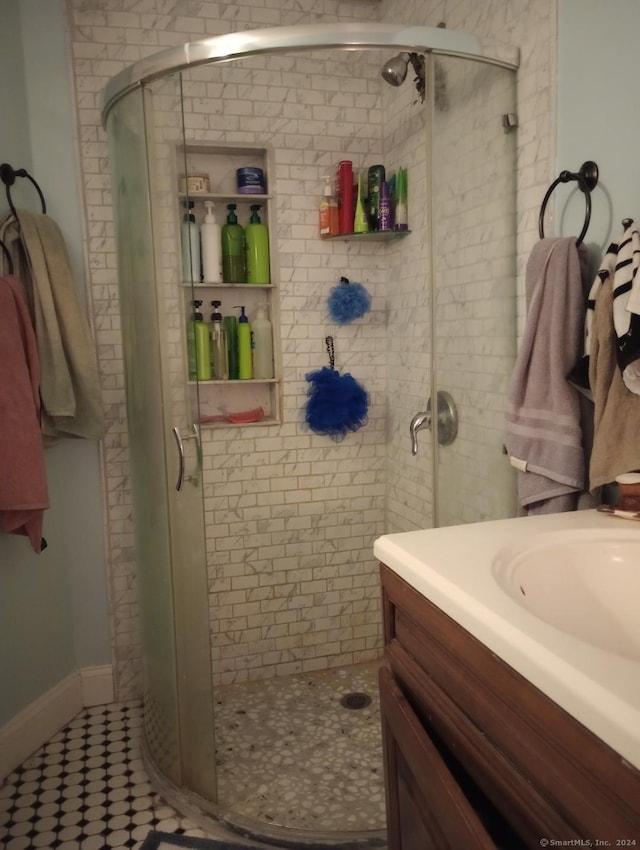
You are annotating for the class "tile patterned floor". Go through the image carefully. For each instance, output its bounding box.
[0,663,385,849]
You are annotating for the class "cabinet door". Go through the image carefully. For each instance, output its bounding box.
[379,666,497,850]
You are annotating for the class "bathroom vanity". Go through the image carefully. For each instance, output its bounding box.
[374,511,640,849]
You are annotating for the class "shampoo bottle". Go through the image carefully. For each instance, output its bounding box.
[201,201,222,282]
[209,300,228,380]
[222,203,245,283]
[395,167,408,231]
[353,170,369,233]
[223,314,239,380]
[245,204,270,284]
[235,305,253,379]
[319,176,339,238]
[186,300,212,381]
[251,303,274,379]
[181,201,201,282]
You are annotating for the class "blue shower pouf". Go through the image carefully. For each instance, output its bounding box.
[305,366,369,440]
[327,277,371,324]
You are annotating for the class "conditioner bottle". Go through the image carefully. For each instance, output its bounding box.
[181,201,201,282]
[222,203,245,282]
[209,300,228,380]
[201,201,222,282]
[245,204,270,284]
[186,300,212,381]
[251,304,274,379]
[235,305,253,379]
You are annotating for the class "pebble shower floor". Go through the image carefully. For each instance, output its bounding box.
[0,662,385,849]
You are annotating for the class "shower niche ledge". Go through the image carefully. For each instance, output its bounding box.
[178,142,282,427]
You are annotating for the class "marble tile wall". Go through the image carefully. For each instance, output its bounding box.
[65,0,555,698]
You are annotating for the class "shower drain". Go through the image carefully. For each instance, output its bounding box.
[340,692,372,710]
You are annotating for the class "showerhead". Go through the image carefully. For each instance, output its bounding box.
[380,51,426,103]
[381,52,411,87]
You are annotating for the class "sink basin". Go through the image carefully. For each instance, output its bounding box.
[492,529,640,661]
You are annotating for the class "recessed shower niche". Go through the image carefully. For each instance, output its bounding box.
[103,23,518,846]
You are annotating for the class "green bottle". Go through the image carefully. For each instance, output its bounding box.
[245,204,270,284]
[186,300,212,381]
[353,171,369,233]
[235,305,253,379]
[222,203,245,282]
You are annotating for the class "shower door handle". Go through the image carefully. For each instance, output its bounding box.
[410,391,458,455]
[172,424,201,491]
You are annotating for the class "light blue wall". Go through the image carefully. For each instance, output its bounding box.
[0,0,111,726]
[556,0,640,261]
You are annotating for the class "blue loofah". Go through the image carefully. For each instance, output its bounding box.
[327,277,371,325]
[304,337,369,440]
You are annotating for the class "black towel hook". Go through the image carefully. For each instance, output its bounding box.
[538,160,599,246]
[0,162,47,218]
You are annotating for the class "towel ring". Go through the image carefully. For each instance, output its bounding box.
[538,160,599,246]
[0,162,47,218]
[0,238,13,275]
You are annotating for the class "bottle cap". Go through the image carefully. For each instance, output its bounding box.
[204,201,217,222]
[211,300,222,321]
[234,305,248,322]
[226,203,238,224]
[249,204,262,223]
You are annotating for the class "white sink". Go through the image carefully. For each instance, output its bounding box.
[492,529,640,661]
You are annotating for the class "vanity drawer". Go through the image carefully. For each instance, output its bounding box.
[381,563,640,842]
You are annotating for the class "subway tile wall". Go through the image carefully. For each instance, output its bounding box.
[65,0,555,699]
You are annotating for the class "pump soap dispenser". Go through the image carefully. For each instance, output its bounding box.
[181,201,202,282]
[222,203,245,283]
[235,306,253,379]
[245,204,270,284]
[186,300,212,381]
[201,201,222,282]
[209,300,228,380]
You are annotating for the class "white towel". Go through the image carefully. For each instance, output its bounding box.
[505,238,587,514]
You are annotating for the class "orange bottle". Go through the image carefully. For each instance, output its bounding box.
[319,176,339,238]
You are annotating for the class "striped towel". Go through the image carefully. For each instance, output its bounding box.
[577,219,640,395]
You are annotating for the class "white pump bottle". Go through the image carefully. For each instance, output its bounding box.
[201,201,222,282]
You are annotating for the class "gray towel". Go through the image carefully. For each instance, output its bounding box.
[1,211,105,440]
[505,238,587,514]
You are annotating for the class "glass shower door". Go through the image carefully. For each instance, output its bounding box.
[106,82,216,800]
[431,56,518,526]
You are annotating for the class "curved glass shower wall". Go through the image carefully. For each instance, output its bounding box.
[103,23,518,843]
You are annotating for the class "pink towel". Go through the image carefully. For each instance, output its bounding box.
[0,275,49,551]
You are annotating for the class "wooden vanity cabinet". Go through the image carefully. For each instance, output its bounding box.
[379,563,640,850]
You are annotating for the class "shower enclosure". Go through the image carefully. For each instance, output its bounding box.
[102,23,518,846]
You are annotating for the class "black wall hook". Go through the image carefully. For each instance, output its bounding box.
[0,162,47,218]
[538,160,599,246]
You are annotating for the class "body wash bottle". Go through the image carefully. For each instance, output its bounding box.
[394,167,408,231]
[245,204,270,284]
[222,203,245,282]
[209,300,228,379]
[186,300,212,381]
[235,305,253,379]
[251,303,274,379]
[181,201,201,282]
[201,201,222,282]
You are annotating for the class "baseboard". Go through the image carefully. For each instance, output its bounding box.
[0,664,114,781]
[81,664,114,707]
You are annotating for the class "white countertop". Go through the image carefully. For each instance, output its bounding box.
[374,509,640,771]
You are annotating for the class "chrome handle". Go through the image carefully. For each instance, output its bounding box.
[410,392,459,455]
[410,410,431,456]
[172,424,201,491]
